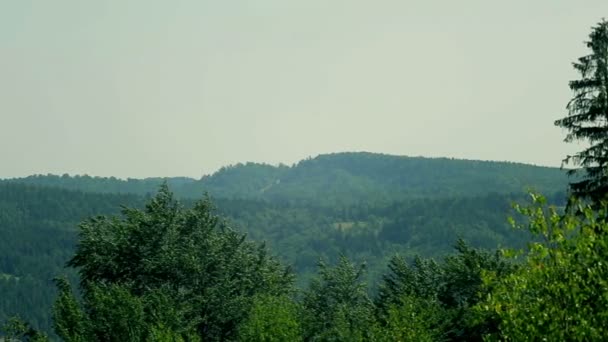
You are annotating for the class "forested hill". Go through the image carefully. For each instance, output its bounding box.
[3,152,569,203]
[0,153,569,334]
[0,183,146,330]
[0,180,563,333]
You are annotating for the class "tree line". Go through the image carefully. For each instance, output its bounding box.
[1,180,553,333]
[4,185,608,341]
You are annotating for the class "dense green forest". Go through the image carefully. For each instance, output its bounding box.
[0,154,567,338]
[4,185,606,341]
[0,184,146,330]
[4,152,568,203]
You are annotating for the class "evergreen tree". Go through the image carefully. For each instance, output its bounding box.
[237,294,302,342]
[438,240,512,341]
[555,20,608,203]
[300,256,375,341]
[372,295,443,342]
[375,241,513,342]
[375,255,441,315]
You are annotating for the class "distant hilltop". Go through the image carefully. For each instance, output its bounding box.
[2,152,569,204]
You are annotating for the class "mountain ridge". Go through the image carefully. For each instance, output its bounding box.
[1,152,566,181]
[1,152,570,204]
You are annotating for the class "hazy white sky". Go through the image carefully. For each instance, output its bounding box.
[1,1,606,178]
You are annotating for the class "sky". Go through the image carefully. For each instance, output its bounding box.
[1,1,606,178]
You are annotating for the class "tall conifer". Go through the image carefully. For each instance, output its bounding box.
[556,20,608,203]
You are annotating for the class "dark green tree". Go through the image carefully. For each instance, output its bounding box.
[375,255,442,315]
[1,317,49,342]
[375,241,513,342]
[373,255,444,341]
[53,185,293,341]
[301,256,375,341]
[438,239,513,341]
[237,294,302,342]
[555,20,608,203]
[372,294,443,342]
[52,278,88,342]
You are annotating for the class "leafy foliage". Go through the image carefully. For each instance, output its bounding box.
[372,294,443,342]
[375,240,513,342]
[53,185,293,341]
[0,317,49,342]
[480,194,608,340]
[237,294,302,342]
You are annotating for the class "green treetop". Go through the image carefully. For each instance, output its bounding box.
[556,20,608,203]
